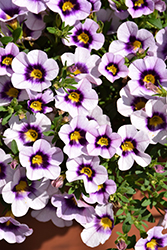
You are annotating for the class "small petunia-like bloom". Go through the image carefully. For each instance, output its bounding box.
[128,56,167,96]
[11,49,59,92]
[88,0,101,12]
[0,42,20,76]
[0,0,27,23]
[2,167,50,217]
[55,78,98,118]
[135,226,167,250]
[86,105,111,127]
[19,139,63,181]
[130,99,167,145]
[12,0,48,14]
[31,199,73,228]
[0,148,14,193]
[0,75,28,106]
[125,0,154,18]
[61,47,102,86]
[0,214,33,243]
[117,84,151,117]
[66,155,108,193]
[86,124,122,159]
[109,21,156,58]
[62,18,105,51]
[82,179,117,205]
[155,27,167,60]
[58,115,98,158]
[3,112,52,150]
[108,0,129,20]
[51,193,95,224]
[98,52,129,83]
[81,203,114,247]
[27,89,54,114]
[46,0,91,26]
[116,124,151,171]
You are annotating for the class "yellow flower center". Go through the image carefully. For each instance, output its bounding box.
[80,166,92,178]
[62,1,74,11]
[24,129,38,142]
[5,211,15,226]
[78,32,89,44]
[6,87,19,98]
[143,74,155,84]
[68,92,80,102]
[2,56,13,65]
[107,64,117,75]
[133,40,141,50]
[134,99,146,110]
[146,239,157,250]
[121,141,134,151]
[30,69,43,79]
[73,69,81,75]
[98,184,104,190]
[70,131,81,142]
[15,180,28,192]
[32,154,43,165]
[149,115,164,127]
[135,0,144,6]
[97,137,109,147]
[100,217,112,229]
[30,101,42,111]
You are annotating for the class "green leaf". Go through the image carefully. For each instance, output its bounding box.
[11,140,19,155]
[12,27,22,42]
[0,106,8,112]
[43,131,55,136]
[116,208,124,216]
[2,113,12,125]
[141,199,151,207]
[147,18,162,29]
[0,36,13,44]
[65,85,77,90]
[120,195,129,203]
[47,27,57,34]
[122,220,131,234]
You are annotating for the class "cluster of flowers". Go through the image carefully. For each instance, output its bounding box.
[0,0,167,249]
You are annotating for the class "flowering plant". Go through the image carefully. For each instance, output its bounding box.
[1,0,167,249]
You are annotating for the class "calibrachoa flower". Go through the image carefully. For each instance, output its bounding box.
[82,179,117,205]
[66,155,108,193]
[81,203,114,247]
[2,167,50,217]
[86,105,111,126]
[155,27,167,60]
[3,112,52,150]
[55,78,98,118]
[58,115,98,158]
[135,226,167,250]
[0,215,33,243]
[11,49,59,92]
[62,18,105,51]
[46,0,92,26]
[27,89,54,114]
[0,75,28,106]
[51,193,95,224]
[86,124,122,159]
[0,148,14,193]
[12,0,48,14]
[130,99,167,145]
[125,0,154,18]
[0,0,27,22]
[19,139,63,181]
[31,199,73,228]
[128,56,167,96]
[88,0,101,12]
[108,0,129,20]
[0,42,19,76]
[61,47,102,86]
[109,21,156,58]
[116,124,151,171]
[98,52,129,83]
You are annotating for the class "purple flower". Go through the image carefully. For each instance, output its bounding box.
[98,52,129,83]
[86,124,122,159]
[11,49,59,92]
[125,0,154,18]
[0,216,33,243]
[12,0,48,14]
[135,226,167,250]
[62,18,104,51]
[46,0,91,26]
[55,78,98,118]
[19,139,63,181]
